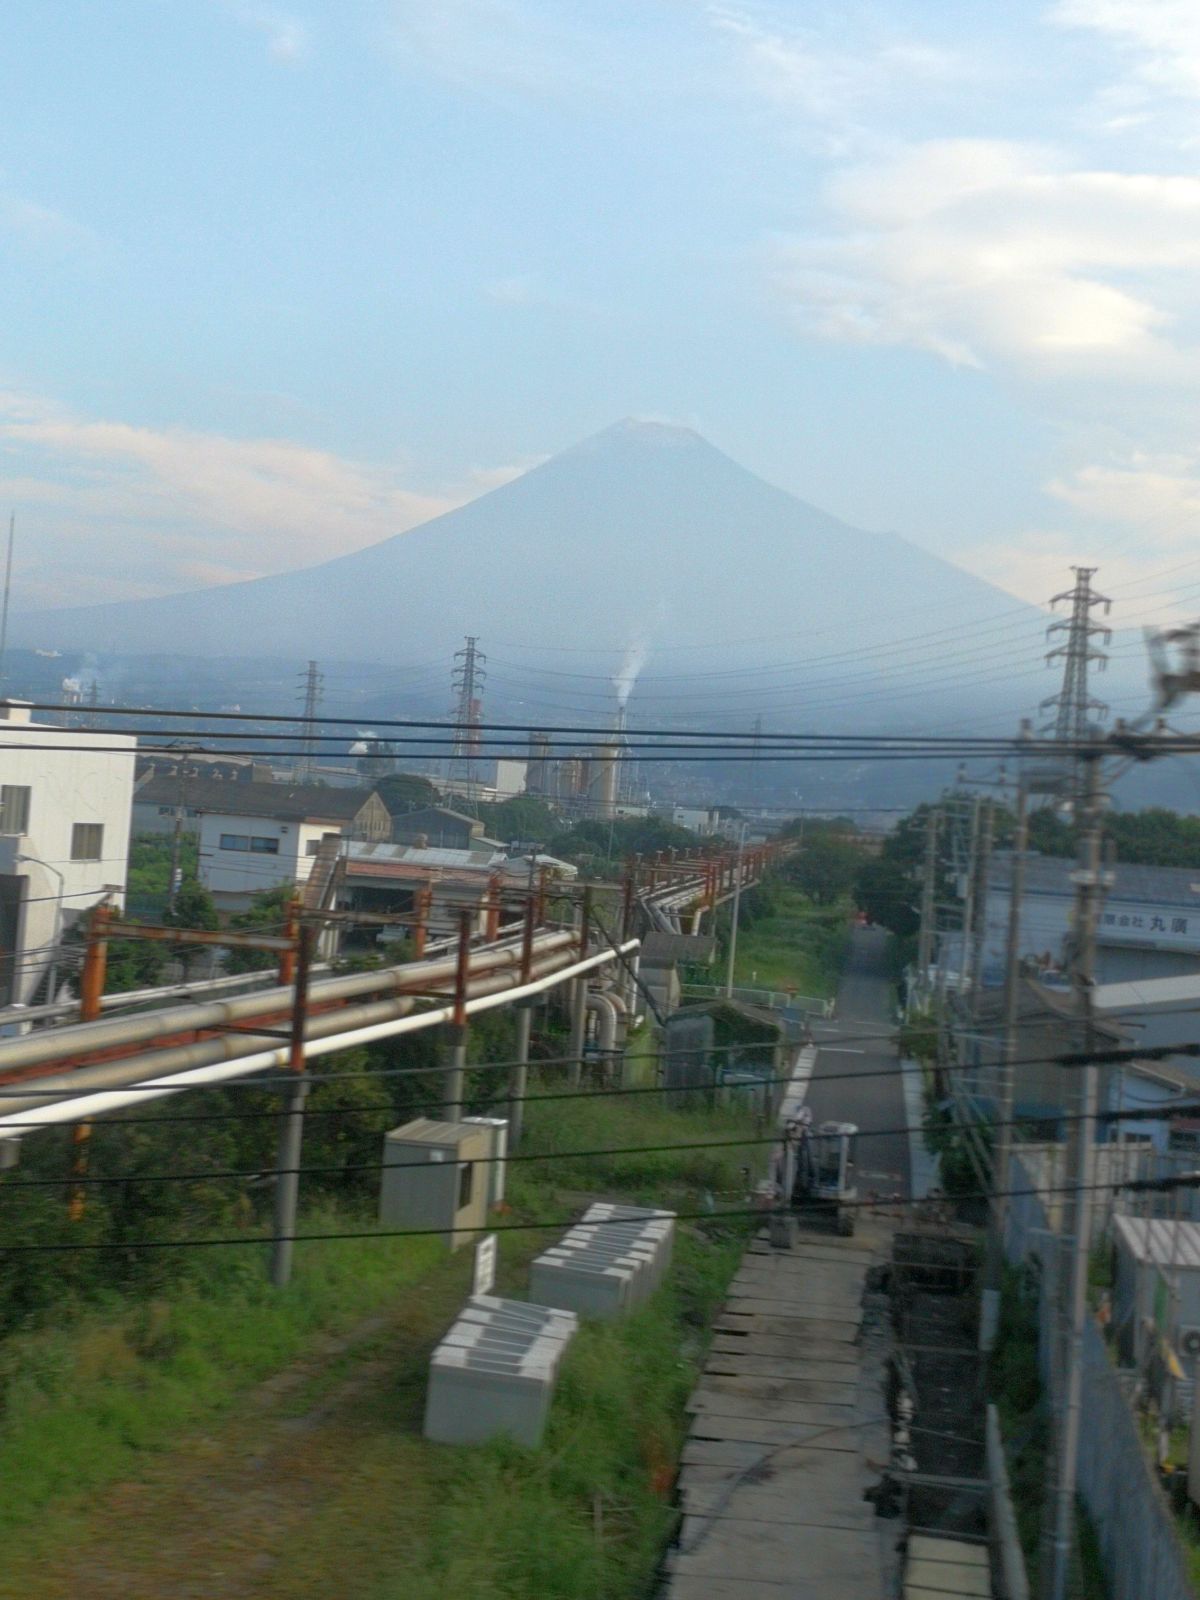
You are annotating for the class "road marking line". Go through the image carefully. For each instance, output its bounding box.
[818,1047,865,1055]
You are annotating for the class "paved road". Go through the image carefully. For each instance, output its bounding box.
[805,927,910,1199]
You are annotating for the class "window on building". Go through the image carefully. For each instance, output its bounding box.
[458,1161,474,1209]
[219,833,280,854]
[70,822,103,861]
[0,786,30,835]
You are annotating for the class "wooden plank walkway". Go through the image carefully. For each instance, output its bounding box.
[662,1220,899,1600]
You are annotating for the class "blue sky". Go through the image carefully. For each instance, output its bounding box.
[4,0,1200,628]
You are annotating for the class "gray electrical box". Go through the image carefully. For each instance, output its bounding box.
[462,1115,510,1206]
[378,1118,492,1250]
[424,1294,578,1448]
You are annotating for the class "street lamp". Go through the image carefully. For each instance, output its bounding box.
[16,853,65,1004]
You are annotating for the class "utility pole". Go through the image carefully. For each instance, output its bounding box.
[167,750,196,915]
[271,921,314,1289]
[452,635,485,803]
[957,796,981,999]
[1048,750,1107,1600]
[296,659,323,784]
[992,774,1028,1262]
[969,800,994,1018]
[724,823,748,998]
[916,808,940,998]
[442,908,473,1121]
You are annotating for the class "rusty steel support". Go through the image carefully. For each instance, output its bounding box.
[68,902,111,1222]
[536,866,549,925]
[278,898,300,987]
[621,872,634,943]
[485,874,502,942]
[103,921,295,953]
[413,886,431,958]
[270,921,313,1289]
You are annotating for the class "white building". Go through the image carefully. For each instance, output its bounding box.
[0,701,135,1005]
[190,779,391,911]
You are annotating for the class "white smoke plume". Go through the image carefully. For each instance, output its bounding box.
[613,640,647,709]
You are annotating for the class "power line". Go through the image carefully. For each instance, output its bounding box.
[10,1098,1200,1191]
[6,1168,1200,1256]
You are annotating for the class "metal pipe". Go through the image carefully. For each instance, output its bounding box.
[585,992,618,1055]
[0,929,573,1074]
[0,941,639,1130]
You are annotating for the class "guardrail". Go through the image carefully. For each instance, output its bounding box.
[679,982,834,1017]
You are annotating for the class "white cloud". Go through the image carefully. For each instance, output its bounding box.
[387,0,604,99]
[1051,1,1200,98]
[225,2,309,64]
[1048,452,1200,536]
[957,451,1200,627]
[0,392,526,606]
[772,140,1200,374]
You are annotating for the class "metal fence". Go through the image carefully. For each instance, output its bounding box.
[1007,1155,1198,1600]
[678,982,834,1017]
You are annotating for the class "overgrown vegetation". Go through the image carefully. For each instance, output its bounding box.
[0,1009,761,1597]
[991,1266,1110,1600]
[718,880,849,997]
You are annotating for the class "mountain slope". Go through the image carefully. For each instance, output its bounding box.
[18,420,1044,696]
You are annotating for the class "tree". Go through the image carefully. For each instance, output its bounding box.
[785,833,866,904]
[375,773,440,816]
[477,795,558,842]
[225,884,295,974]
[104,935,169,994]
[164,879,219,933]
[851,802,949,939]
[162,877,220,974]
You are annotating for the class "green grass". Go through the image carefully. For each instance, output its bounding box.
[0,1084,760,1599]
[0,1210,447,1538]
[731,886,848,997]
[263,1226,746,1600]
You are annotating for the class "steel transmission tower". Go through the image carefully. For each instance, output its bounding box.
[452,635,486,798]
[296,659,323,783]
[1040,567,1112,748]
